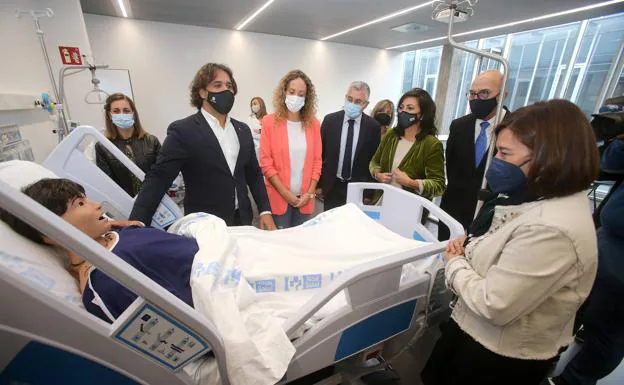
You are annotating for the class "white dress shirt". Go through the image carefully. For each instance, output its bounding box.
[287,120,307,195]
[474,108,507,146]
[200,107,240,208]
[336,113,362,179]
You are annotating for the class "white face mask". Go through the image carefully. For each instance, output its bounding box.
[285,95,305,113]
[251,104,260,113]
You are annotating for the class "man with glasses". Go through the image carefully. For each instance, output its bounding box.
[318,81,381,211]
[131,63,275,229]
[438,70,508,240]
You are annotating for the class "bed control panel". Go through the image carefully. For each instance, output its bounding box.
[111,298,210,371]
[152,201,177,229]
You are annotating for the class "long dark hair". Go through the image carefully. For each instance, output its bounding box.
[395,88,437,140]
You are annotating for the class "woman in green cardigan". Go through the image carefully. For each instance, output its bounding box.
[369,88,446,202]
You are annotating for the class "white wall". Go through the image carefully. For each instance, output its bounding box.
[0,0,93,162]
[84,14,404,141]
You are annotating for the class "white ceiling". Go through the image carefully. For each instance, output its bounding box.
[81,0,624,51]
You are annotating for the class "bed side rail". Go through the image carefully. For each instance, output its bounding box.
[283,243,445,338]
[346,182,464,241]
[42,126,182,229]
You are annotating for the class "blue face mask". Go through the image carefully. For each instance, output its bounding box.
[486,157,530,195]
[111,113,135,129]
[344,100,362,119]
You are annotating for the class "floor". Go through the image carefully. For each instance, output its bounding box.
[383,327,624,385]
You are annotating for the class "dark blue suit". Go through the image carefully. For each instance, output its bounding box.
[130,110,270,226]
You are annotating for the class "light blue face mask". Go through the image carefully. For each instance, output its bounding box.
[111,113,135,129]
[344,100,362,119]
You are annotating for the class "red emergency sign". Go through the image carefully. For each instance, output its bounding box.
[58,46,83,65]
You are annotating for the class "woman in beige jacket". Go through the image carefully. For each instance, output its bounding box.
[422,100,600,385]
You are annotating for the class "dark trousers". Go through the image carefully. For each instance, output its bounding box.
[233,210,243,226]
[421,319,555,385]
[323,179,349,211]
[559,277,624,385]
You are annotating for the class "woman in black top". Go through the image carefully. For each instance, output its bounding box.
[96,93,161,196]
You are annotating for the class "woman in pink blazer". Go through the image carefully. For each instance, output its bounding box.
[260,70,322,228]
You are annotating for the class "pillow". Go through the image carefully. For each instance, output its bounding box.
[0,160,58,189]
[0,160,84,307]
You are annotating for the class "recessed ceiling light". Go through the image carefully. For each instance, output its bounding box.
[236,0,275,31]
[117,0,128,18]
[386,0,624,49]
[320,1,435,41]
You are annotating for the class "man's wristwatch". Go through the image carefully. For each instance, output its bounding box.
[308,192,316,199]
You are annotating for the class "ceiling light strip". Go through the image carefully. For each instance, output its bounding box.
[236,0,275,31]
[117,0,128,18]
[386,0,624,50]
[320,1,435,41]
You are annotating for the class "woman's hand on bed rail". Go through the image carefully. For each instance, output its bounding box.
[444,235,467,262]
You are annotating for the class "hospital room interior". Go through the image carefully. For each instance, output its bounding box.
[2,0,624,384]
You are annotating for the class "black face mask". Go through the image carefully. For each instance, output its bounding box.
[397,111,418,130]
[375,112,392,126]
[206,90,235,115]
[469,97,498,120]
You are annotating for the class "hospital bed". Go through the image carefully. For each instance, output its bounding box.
[0,126,463,385]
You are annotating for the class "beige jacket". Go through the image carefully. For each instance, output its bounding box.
[445,192,597,360]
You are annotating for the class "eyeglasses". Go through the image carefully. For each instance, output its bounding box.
[466,89,496,100]
[346,96,368,107]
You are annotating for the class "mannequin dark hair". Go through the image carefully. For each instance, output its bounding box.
[395,88,438,140]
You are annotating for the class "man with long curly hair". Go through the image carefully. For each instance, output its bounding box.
[130,63,276,229]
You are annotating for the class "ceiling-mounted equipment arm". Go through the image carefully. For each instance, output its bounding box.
[435,1,509,219]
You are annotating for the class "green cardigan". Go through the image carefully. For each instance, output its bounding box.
[369,129,446,200]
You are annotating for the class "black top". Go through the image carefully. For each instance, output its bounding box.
[95,134,161,196]
[319,110,381,194]
[129,111,271,226]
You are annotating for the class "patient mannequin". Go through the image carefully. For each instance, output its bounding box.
[0,178,198,323]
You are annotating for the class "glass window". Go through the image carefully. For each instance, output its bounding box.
[506,22,581,110]
[402,52,416,94]
[612,66,624,98]
[480,36,506,72]
[401,12,624,127]
[402,46,442,96]
[570,14,624,115]
[451,40,479,119]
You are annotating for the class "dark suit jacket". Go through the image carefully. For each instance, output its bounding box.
[440,109,508,230]
[130,110,271,226]
[319,111,381,194]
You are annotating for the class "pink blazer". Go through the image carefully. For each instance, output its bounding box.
[259,113,322,215]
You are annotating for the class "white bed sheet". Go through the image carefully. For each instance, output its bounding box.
[171,204,437,385]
